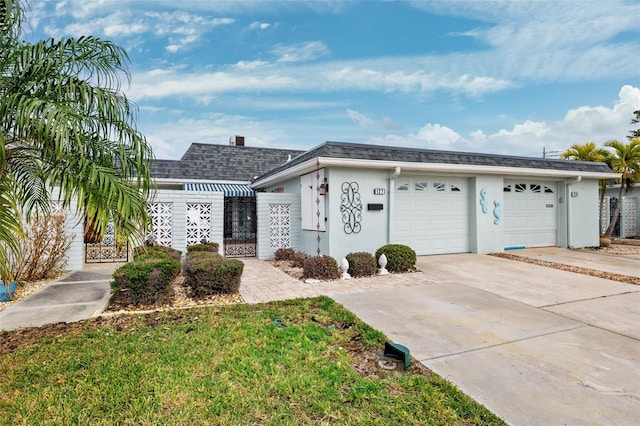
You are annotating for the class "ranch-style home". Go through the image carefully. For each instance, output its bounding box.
[62,137,617,270]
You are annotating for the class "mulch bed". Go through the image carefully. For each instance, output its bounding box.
[491,251,640,286]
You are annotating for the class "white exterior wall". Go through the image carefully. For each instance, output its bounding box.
[150,190,224,255]
[258,168,604,257]
[265,176,330,257]
[326,168,390,261]
[469,176,505,254]
[564,179,600,248]
[256,193,301,259]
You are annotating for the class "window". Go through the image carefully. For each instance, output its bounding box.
[396,182,409,191]
[544,185,554,193]
[433,182,445,192]
[414,182,428,191]
[504,184,512,192]
[515,183,527,192]
[450,183,462,192]
[531,184,541,193]
[301,170,326,231]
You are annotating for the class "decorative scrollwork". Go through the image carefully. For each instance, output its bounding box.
[479,188,488,213]
[340,182,362,234]
[493,200,502,225]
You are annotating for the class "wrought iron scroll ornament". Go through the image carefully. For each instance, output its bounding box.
[340,182,362,234]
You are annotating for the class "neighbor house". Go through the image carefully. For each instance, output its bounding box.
[61,138,617,270]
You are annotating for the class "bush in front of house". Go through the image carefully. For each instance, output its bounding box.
[291,251,309,268]
[183,251,244,296]
[345,252,376,277]
[133,245,182,262]
[274,247,296,261]
[111,256,181,304]
[375,244,416,272]
[302,256,340,281]
[187,242,220,254]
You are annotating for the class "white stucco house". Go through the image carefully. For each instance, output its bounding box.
[62,139,617,270]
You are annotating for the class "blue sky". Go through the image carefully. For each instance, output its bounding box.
[27,0,640,159]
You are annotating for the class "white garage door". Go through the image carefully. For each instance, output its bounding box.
[504,181,557,248]
[393,177,470,255]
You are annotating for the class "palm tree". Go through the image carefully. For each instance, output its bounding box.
[0,0,154,280]
[603,139,640,237]
[561,142,612,233]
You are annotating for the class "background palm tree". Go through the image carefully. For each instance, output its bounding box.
[603,139,640,237]
[560,142,612,233]
[0,0,154,280]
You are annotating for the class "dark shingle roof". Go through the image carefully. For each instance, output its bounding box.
[152,143,305,181]
[256,141,613,181]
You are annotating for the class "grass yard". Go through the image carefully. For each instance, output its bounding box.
[0,297,504,425]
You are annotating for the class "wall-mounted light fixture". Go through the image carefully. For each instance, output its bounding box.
[319,178,328,195]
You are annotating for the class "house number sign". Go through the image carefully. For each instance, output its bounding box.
[373,188,386,195]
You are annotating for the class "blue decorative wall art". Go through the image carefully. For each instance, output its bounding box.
[479,188,488,213]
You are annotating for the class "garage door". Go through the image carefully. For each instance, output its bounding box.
[393,177,470,255]
[504,181,557,248]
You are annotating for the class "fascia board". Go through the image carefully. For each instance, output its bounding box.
[251,157,619,188]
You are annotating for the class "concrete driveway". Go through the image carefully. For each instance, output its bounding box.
[333,250,640,425]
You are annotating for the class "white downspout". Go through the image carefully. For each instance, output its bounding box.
[388,167,401,243]
[566,176,582,248]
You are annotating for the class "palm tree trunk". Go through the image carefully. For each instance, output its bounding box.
[604,174,627,237]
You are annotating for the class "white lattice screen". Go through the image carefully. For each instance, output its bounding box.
[269,204,291,249]
[622,197,638,237]
[186,203,212,246]
[600,197,610,234]
[147,202,173,246]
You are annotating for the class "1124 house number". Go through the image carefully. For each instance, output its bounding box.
[373,188,386,195]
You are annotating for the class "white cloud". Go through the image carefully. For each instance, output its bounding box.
[250,21,271,30]
[272,41,330,63]
[347,109,401,131]
[367,85,640,156]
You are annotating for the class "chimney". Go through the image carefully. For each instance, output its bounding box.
[229,135,245,146]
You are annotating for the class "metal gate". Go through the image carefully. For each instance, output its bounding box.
[85,222,129,263]
[223,196,257,257]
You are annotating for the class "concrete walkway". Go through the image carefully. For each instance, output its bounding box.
[334,251,640,425]
[0,266,114,331]
[238,258,429,302]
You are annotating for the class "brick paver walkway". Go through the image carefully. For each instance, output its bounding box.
[239,258,434,303]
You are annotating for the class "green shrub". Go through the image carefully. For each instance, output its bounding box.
[274,247,296,261]
[345,252,376,277]
[187,242,220,254]
[375,244,416,272]
[302,256,340,280]
[111,257,181,304]
[183,252,244,296]
[133,245,182,262]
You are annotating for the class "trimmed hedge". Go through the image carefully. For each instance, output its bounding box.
[345,252,376,277]
[111,257,181,304]
[187,242,220,254]
[375,244,416,272]
[302,256,340,281]
[183,252,244,296]
[133,245,182,262]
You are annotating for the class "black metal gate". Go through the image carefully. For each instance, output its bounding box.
[223,196,257,257]
[85,223,129,263]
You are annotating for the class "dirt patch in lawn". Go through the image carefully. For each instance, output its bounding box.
[0,307,428,380]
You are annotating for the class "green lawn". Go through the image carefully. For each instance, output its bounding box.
[0,297,504,425]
